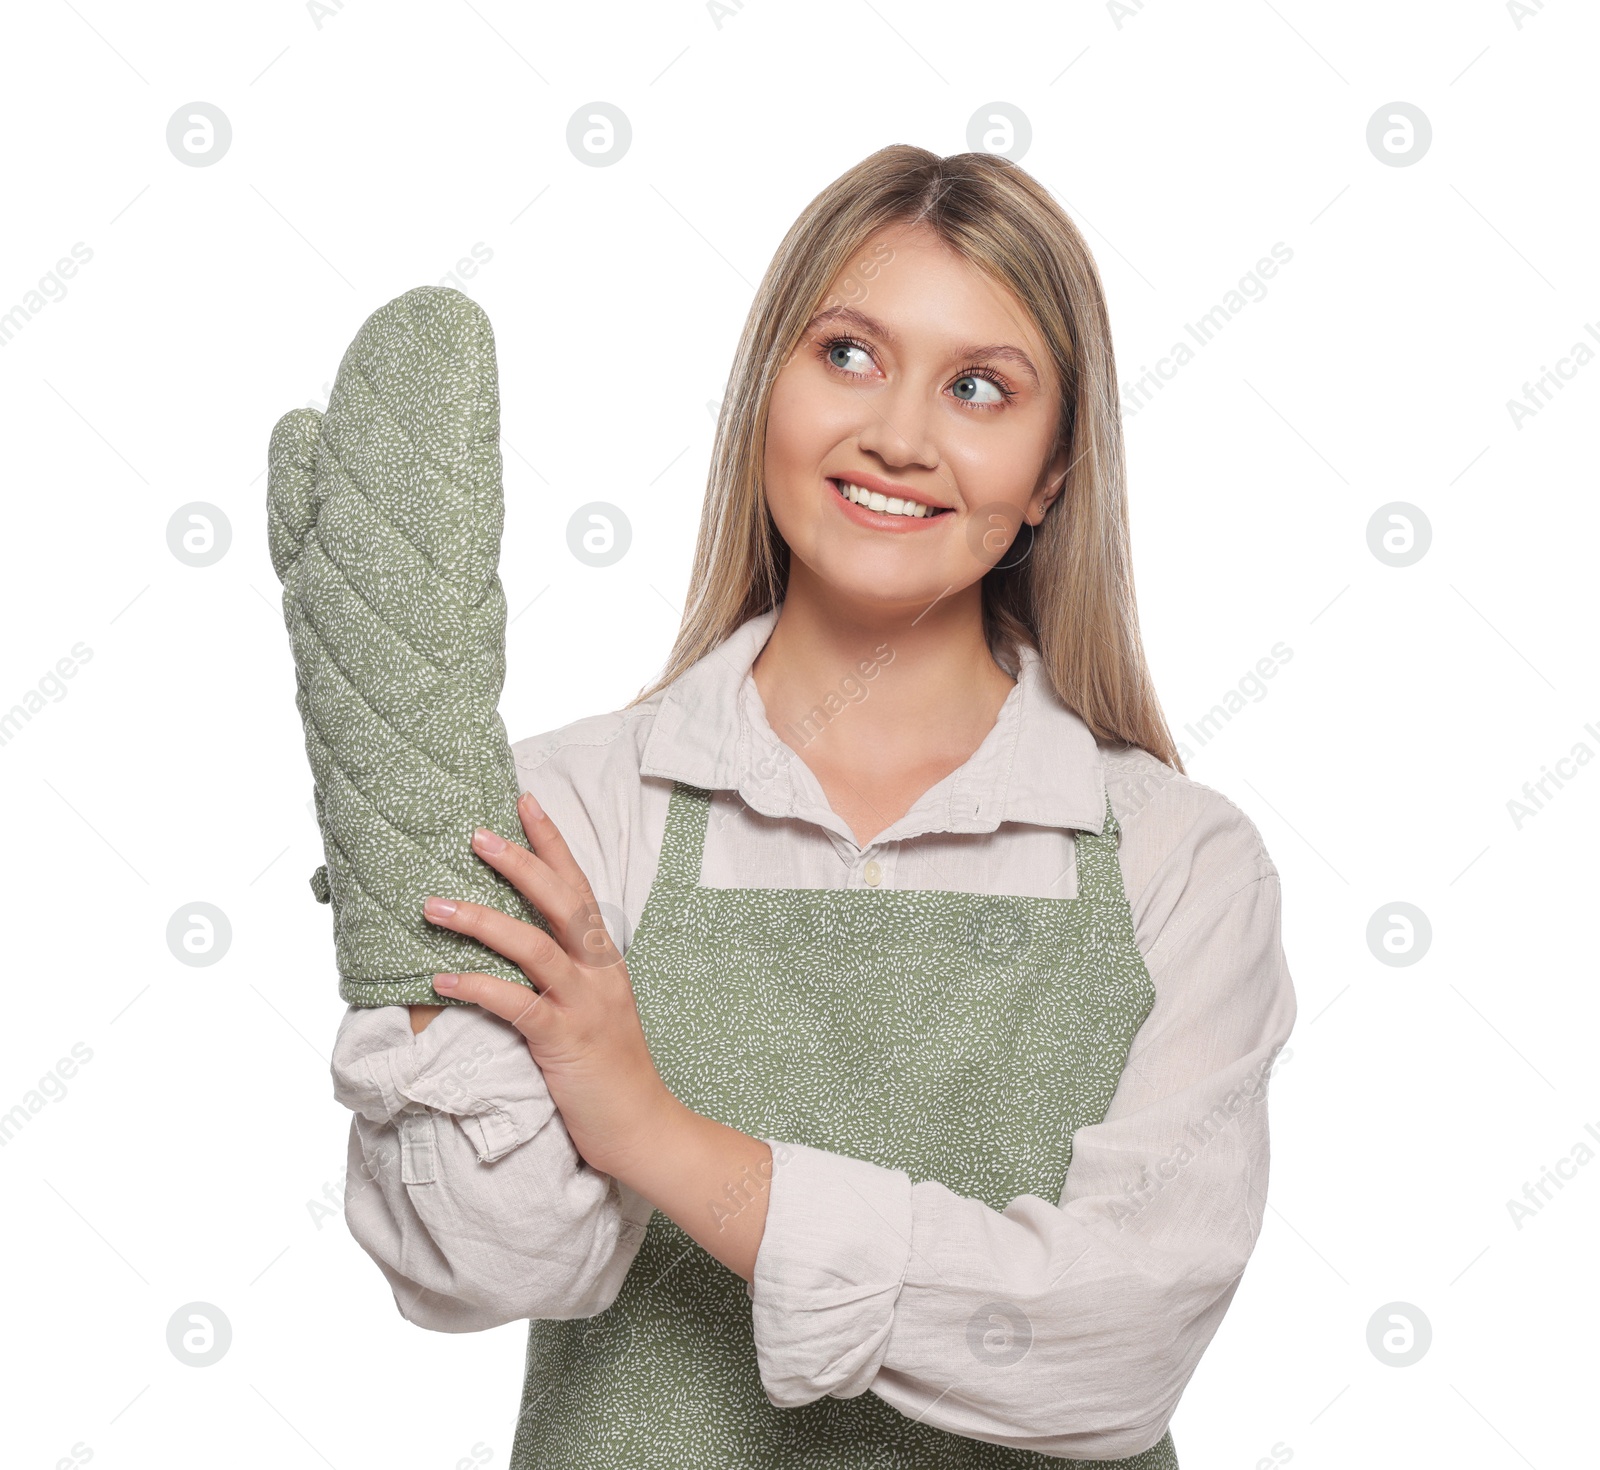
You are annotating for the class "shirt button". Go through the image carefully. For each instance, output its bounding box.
[862,859,882,887]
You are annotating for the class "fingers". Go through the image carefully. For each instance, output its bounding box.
[515,790,590,896]
[517,791,624,967]
[423,895,567,988]
[431,971,547,1035]
[459,825,578,955]
[469,792,623,968]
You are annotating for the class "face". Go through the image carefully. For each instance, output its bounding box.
[762,221,1070,617]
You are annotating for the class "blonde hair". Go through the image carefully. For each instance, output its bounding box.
[630,144,1184,772]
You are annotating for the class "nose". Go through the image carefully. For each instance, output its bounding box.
[852,376,941,474]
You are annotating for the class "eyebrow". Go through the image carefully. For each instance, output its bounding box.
[804,304,1043,391]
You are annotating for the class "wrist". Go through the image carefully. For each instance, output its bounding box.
[601,1102,775,1281]
[602,1086,698,1190]
[408,1003,446,1034]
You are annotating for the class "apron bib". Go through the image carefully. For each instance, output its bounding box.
[510,780,1178,1469]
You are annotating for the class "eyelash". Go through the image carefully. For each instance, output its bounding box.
[813,333,1017,409]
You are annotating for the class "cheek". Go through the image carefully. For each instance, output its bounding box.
[762,374,809,484]
[770,366,840,443]
[944,430,1040,519]
[763,372,845,512]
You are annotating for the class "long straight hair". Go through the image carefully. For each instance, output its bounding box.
[629,144,1184,772]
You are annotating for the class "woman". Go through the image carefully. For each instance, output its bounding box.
[331,144,1296,1468]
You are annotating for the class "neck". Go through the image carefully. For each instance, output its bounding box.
[750,567,1017,769]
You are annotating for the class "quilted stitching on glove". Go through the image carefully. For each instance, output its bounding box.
[268,285,550,1006]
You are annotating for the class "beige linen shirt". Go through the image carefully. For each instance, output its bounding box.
[330,605,1296,1461]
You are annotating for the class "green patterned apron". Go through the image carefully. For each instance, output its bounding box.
[510,780,1178,1468]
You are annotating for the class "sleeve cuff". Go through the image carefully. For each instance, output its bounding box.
[330,1005,415,1122]
[748,1139,914,1407]
[331,1004,557,1164]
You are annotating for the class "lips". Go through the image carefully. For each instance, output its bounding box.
[828,477,953,518]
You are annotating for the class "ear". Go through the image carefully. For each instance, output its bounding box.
[1029,436,1072,524]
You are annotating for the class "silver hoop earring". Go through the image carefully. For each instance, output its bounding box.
[992,518,1036,572]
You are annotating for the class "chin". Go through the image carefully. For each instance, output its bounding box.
[801,554,968,614]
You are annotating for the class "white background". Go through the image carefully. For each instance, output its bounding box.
[1,1,1595,1466]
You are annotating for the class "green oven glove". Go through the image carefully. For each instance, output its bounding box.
[267,284,549,1007]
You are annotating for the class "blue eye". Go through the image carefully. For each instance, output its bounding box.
[952,373,1006,405]
[826,339,874,374]
[815,333,1015,410]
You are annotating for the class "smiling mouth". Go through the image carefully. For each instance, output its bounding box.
[828,477,953,519]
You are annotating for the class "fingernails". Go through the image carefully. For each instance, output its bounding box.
[520,789,544,821]
[473,827,507,855]
[433,973,459,991]
[424,897,458,919]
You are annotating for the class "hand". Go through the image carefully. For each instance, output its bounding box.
[420,791,683,1178]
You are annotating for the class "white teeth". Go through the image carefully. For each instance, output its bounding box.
[835,480,938,519]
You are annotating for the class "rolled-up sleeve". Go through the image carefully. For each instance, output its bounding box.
[748,864,1296,1460]
[332,1002,652,1333]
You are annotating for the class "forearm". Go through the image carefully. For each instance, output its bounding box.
[409,992,773,1282]
[608,1099,774,1282]
[409,1003,446,1033]
[332,1004,649,1326]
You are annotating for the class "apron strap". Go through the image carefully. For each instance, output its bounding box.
[1071,790,1126,903]
[654,780,713,889]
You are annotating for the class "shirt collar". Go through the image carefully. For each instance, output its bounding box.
[638,605,1108,846]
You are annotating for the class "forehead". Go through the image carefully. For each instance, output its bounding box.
[818,221,1051,367]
